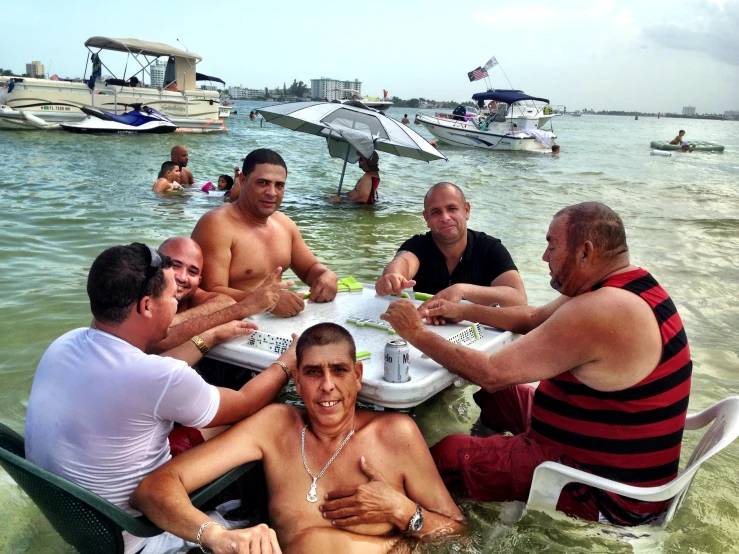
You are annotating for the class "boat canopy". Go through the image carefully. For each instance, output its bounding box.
[84,37,202,61]
[472,90,550,106]
[196,73,225,85]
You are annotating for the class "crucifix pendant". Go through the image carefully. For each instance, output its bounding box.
[306,478,318,503]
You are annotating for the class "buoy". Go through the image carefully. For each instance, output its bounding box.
[650,150,671,157]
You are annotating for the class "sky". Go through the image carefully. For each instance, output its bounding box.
[2,0,738,114]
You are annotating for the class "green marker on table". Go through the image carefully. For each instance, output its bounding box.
[389,292,411,299]
[356,350,371,361]
[414,292,433,301]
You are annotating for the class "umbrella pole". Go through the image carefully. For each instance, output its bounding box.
[336,147,350,196]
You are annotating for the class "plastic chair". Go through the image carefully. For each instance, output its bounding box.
[525,396,739,527]
[0,422,255,554]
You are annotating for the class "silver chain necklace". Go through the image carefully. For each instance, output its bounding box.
[301,423,355,503]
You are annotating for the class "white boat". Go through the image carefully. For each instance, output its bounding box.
[416,90,559,151]
[335,89,393,111]
[218,105,232,118]
[572,110,582,117]
[0,37,226,132]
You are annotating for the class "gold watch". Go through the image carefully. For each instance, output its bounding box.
[190,335,210,355]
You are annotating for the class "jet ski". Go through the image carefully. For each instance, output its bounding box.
[60,103,176,134]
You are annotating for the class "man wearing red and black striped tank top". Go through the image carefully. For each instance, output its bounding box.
[381,202,692,525]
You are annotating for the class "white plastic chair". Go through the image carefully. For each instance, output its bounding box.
[525,396,739,527]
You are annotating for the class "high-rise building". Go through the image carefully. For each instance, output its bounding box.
[25,61,44,78]
[682,106,696,116]
[724,109,739,119]
[150,60,166,88]
[310,78,361,101]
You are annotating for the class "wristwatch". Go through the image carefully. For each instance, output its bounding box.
[406,503,424,535]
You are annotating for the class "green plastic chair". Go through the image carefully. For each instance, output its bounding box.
[0,422,255,554]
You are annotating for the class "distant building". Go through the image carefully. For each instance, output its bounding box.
[150,60,166,88]
[682,106,696,116]
[725,109,739,119]
[25,61,44,78]
[229,86,265,100]
[310,77,361,101]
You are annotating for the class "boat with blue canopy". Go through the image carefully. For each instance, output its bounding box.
[416,89,560,151]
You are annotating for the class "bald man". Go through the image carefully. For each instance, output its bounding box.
[171,146,194,186]
[148,237,293,354]
[375,182,526,310]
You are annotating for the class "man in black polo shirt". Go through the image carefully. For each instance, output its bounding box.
[375,182,526,310]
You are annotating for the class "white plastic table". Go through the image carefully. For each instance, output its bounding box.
[207,286,516,408]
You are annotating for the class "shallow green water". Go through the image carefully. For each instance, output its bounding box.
[1,105,738,553]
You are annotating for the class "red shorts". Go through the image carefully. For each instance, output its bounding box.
[168,426,205,457]
[430,385,600,521]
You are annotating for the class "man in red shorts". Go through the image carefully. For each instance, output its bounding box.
[25,243,297,554]
[382,202,692,526]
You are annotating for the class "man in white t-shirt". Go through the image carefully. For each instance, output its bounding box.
[25,243,297,554]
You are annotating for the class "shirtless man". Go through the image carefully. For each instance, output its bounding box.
[148,237,292,353]
[375,182,526,310]
[401,114,410,124]
[171,145,194,186]
[152,161,183,193]
[192,148,338,318]
[382,202,692,525]
[131,323,465,553]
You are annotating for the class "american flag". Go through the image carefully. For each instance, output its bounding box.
[467,66,488,82]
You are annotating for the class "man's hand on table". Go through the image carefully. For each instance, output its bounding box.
[375,274,416,298]
[309,270,338,303]
[201,522,281,554]
[419,298,466,326]
[201,320,259,349]
[417,284,465,325]
[270,289,305,318]
[381,300,426,342]
[320,456,414,532]
[239,267,294,315]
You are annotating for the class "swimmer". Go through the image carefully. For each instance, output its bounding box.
[218,174,235,201]
[152,162,183,193]
[552,144,561,156]
[401,114,410,124]
[680,143,695,153]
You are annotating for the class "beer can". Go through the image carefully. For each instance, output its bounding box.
[384,339,410,383]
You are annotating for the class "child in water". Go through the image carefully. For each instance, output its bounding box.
[218,174,234,201]
[152,162,183,193]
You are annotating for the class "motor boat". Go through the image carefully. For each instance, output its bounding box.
[415,90,559,151]
[0,37,227,132]
[60,104,176,134]
[335,89,393,111]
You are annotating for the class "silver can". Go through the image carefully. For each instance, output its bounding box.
[384,339,410,383]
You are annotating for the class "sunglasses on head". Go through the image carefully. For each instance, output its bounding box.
[132,243,163,314]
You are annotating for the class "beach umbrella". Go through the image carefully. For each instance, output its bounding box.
[258,101,446,195]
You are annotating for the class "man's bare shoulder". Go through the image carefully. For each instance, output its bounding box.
[357,411,420,443]
[271,210,299,231]
[550,286,651,333]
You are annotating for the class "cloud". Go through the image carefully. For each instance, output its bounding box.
[643,0,739,66]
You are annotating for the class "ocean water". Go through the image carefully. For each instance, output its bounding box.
[0,103,737,553]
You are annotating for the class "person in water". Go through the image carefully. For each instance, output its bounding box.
[152,161,183,193]
[552,144,561,156]
[331,152,381,205]
[131,322,466,554]
[217,174,235,200]
[382,202,692,527]
[191,148,338,318]
[171,146,194,186]
[680,143,695,153]
[25,242,297,554]
[670,130,686,145]
[401,114,410,124]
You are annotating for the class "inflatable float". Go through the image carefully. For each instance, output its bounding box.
[651,140,725,152]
